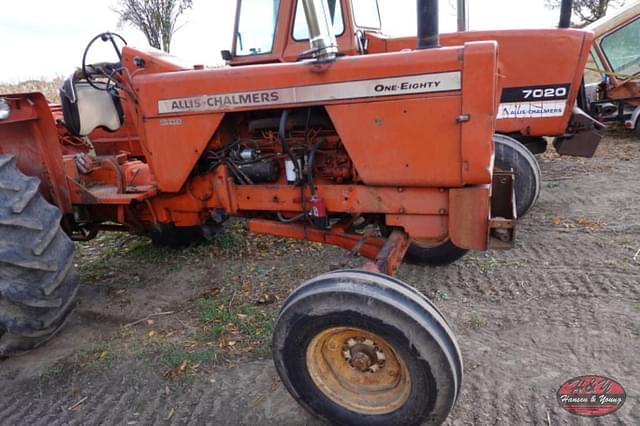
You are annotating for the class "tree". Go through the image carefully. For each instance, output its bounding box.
[545,0,626,27]
[112,0,193,52]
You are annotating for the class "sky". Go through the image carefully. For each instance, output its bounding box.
[1,0,566,82]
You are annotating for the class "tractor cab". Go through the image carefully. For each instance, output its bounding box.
[227,0,381,65]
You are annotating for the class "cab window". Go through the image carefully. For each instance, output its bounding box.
[584,48,605,84]
[600,18,640,76]
[235,0,281,56]
[292,0,345,41]
[352,0,381,29]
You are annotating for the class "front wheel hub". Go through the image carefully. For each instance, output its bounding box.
[306,327,410,415]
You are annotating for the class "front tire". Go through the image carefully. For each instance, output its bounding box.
[0,155,79,357]
[273,270,462,426]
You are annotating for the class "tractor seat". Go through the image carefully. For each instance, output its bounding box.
[59,77,124,137]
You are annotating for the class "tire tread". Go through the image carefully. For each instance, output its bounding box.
[0,154,79,357]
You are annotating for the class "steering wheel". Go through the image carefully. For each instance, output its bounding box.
[81,32,128,91]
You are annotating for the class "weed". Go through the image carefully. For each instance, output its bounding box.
[434,290,449,301]
[161,344,217,369]
[195,298,234,325]
[193,297,275,355]
[213,231,243,252]
[465,314,487,329]
[464,254,525,274]
[38,365,67,383]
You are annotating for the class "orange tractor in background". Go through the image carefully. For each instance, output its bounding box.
[0,0,598,424]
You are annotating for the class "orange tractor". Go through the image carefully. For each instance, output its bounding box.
[225,0,604,265]
[0,0,595,424]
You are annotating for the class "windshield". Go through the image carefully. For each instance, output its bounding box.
[293,0,345,40]
[235,0,281,56]
[352,0,381,29]
[600,17,640,77]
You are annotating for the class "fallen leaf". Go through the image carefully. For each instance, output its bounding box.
[146,319,155,325]
[166,408,175,420]
[98,351,109,360]
[148,330,156,338]
[481,287,494,296]
[552,217,562,225]
[257,294,276,305]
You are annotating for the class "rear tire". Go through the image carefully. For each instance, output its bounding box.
[494,133,541,218]
[403,134,540,265]
[0,155,79,357]
[149,223,221,248]
[404,240,468,266]
[273,270,462,426]
[379,225,468,266]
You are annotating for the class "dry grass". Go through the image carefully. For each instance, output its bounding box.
[0,77,64,103]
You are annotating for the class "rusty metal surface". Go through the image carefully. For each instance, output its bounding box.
[372,230,410,276]
[553,109,604,158]
[0,93,72,213]
[305,327,411,415]
[249,219,385,261]
[488,170,516,249]
[448,186,490,250]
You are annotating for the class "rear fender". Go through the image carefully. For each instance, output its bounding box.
[0,93,71,213]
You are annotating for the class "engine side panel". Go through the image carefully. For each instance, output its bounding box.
[130,42,498,190]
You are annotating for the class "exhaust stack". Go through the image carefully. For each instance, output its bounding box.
[301,0,338,62]
[457,0,469,32]
[559,0,573,28]
[417,0,439,49]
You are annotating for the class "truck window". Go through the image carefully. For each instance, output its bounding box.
[600,17,640,77]
[584,49,605,84]
[235,0,281,56]
[352,0,381,29]
[292,0,345,41]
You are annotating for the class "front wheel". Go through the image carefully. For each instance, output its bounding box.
[273,270,462,426]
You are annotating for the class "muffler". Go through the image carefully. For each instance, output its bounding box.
[301,0,338,61]
[417,0,439,49]
[559,0,573,28]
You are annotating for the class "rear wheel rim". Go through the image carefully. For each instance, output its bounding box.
[306,326,411,415]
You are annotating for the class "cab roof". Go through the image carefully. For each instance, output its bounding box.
[586,2,640,38]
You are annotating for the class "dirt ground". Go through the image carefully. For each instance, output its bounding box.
[0,130,638,425]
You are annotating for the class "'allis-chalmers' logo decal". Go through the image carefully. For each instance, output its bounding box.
[497,84,571,119]
[157,71,462,114]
